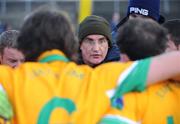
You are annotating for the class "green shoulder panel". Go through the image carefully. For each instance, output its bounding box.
[0,85,13,120]
[111,58,151,109]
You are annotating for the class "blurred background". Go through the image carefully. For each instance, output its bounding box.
[0,0,180,33]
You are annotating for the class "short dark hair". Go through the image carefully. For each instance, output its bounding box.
[0,30,19,54]
[117,17,168,60]
[163,19,180,46]
[18,7,78,61]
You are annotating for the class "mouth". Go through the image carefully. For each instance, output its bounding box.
[91,54,101,59]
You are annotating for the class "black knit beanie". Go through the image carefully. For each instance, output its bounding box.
[78,15,112,47]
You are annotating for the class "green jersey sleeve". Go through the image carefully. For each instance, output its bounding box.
[0,84,13,120]
[111,58,151,109]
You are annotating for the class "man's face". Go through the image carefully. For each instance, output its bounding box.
[80,34,109,67]
[0,47,25,68]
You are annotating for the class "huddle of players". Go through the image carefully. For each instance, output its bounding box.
[0,0,180,123]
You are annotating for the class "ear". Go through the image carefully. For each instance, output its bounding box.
[120,53,130,62]
[165,40,177,52]
[177,44,180,51]
[80,45,82,50]
[80,43,83,51]
[0,54,2,64]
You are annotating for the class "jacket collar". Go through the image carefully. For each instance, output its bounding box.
[38,49,69,63]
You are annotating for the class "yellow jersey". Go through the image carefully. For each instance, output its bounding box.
[0,49,151,124]
[100,81,180,124]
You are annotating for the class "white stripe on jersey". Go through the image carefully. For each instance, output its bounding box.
[0,84,5,93]
[101,114,141,124]
[106,61,138,98]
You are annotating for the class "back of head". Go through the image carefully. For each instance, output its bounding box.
[127,0,165,23]
[117,17,168,61]
[162,19,180,46]
[18,6,78,61]
[78,15,112,47]
[0,30,19,53]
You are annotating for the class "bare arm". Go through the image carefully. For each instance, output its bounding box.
[147,51,180,85]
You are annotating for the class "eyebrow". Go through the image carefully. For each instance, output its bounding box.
[85,37,106,41]
[84,37,94,41]
[99,37,107,40]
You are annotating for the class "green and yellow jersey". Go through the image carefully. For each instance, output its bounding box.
[101,81,180,124]
[0,49,151,124]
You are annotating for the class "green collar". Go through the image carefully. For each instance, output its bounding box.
[39,54,69,63]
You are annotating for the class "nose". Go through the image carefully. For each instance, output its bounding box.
[92,42,100,51]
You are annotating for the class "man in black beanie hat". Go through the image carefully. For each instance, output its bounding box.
[78,15,120,67]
